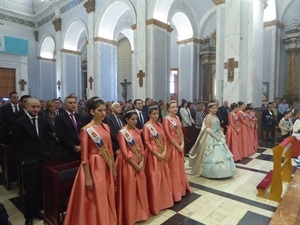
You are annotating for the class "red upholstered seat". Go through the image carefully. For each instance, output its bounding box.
[257,170,273,190]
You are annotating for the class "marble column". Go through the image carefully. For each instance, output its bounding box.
[52,12,62,98]
[282,21,300,97]
[133,0,147,100]
[263,20,284,101]
[215,0,264,106]
[61,50,81,98]
[94,38,118,101]
[178,39,199,101]
[146,19,172,101]
[200,52,216,101]
[84,0,95,99]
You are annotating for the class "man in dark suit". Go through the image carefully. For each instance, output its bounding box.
[217,100,230,134]
[53,98,65,115]
[0,91,20,144]
[105,102,124,157]
[142,97,153,121]
[12,98,50,225]
[13,95,31,120]
[134,99,148,130]
[55,96,84,163]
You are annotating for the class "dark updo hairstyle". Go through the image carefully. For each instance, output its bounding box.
[230,102,238,110]
[238,101,244,107]
[166,100,177,111]
[86,96,101,113]
[207,102,217,110]
[88,97,105,112]
[123,110,137,124]
[148,105,159,115]
[246,103,253,111]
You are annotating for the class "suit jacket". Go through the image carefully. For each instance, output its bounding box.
[136,110,148,130]
[0,104,23,144]
[217,106,230,127]
[105,113,124,152]
[55,111,84,162]
[12,115,50,165]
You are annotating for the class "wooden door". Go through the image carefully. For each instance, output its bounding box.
[0,68,16,99]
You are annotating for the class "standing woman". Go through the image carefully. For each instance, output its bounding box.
[64,98,117,225]
[226,103,241,161]
[248,103,259,152]
[163,100,191,202]
[195,103,206,135]
[115,110,150,225]
[142,106,173,215]
[189,103,236,178]
[237,101,251,158]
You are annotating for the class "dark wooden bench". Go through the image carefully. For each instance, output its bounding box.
[43,160,80,225]
[0,144,18,190]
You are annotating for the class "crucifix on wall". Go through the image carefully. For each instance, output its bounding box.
[137,70,145,87]
[18,79,27,91]
[120,79,131,102]
[57,80,61,91]
[224,58,238,82]
[89,76,93,90]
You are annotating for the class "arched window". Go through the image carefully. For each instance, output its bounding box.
[40,36,55,59]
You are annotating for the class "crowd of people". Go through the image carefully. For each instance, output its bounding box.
[1,92,300,225]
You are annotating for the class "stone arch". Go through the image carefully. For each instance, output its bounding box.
[198,7,216,38]
[95,0,136,40]
[62,18,88,51]
[39,35,55,59]
[279,0,295,22]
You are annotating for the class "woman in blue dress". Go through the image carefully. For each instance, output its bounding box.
[189,102,236,178]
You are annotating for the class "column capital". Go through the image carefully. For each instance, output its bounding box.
[84,0,95,13]
[146,18,173,32]
[264,19,284,29]
[52,18,61,32]
[212,0,225,5]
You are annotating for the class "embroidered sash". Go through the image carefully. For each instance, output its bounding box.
[120,128,142,163]
[146,123,164,152]
[167,116,183,140]
[85,126,113,169]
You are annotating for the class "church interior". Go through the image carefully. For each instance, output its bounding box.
[1,0,300,225]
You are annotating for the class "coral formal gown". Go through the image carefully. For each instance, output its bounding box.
[162,116,191,202]
[142,121,174,215]
[226,112,242,161]
[64,121,117,225]
[115,126,150,225]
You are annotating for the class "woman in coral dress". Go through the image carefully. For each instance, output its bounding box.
[142,106,173,215]
[237,101,251,158]
[115,110,150,225]
[226,103,242,161]
[248,103,259,153]
[162,100,191,202]
[64,98,117,225]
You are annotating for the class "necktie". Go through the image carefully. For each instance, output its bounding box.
[31,118,38,136]
[14,105,19,112]
[139,112,144,124]
[116,116,123,129]
[70,113,78,132]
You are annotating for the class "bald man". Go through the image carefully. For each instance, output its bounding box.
[12,98,50,225]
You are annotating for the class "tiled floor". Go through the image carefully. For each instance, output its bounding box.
[1,146,299,225]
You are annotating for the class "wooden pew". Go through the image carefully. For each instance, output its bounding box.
[256,136,294,202]
[269,170,300,225]
[0,144,18,190]
[43,161,80,225]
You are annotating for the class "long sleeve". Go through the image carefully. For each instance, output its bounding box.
[79,128,89,164]
[117,131,133,161]
[293,120,300,133]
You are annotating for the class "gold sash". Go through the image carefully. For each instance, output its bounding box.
[120,128,142,163]
[146,123,164,152]
[166,116,183,141]
[85,125,113,169]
